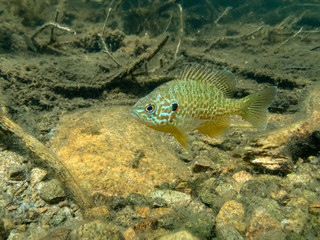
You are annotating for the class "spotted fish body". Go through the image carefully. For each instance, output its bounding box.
[131,64,277,148]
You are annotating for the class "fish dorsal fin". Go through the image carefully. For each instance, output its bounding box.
[178,63,237,97]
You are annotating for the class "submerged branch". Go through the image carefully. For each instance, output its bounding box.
[0,110,93,210]
[106,34,169,85]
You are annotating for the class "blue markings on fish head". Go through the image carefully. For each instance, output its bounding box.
[131,90,177,129]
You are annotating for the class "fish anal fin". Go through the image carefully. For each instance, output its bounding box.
[196,117,229,138]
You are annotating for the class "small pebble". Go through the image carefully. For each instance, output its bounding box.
[232,171,253,185]
[30,168,47,185]
[39,179,66,204]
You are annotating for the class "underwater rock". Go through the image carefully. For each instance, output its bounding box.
[30,168,47,185]
[232,171,253,186]
[198,177,238,212]
[69,220,124,240]
[114,206,140,227]
[39,179,66,204]
[84,206,110,220]
[156,199,215,239]
[6,230,25,240]
[126,193,148,208]
[0,151,28,181]
[134,206,150,218]
[270,189,289,205]
[134,218,158,232]
[286,172,314,188]
[148,190,192,208]
[281,218,304,234]
[48,210,67,226]
[282,197,309,234]
[123,227,135,240]
[310,204,320,214]
[50,106,191,198]
[216,225,244,240]
[246,155,293,173]
[158,230,199,240]
[36,227,71,240]
[182,202,215,239]
[216,200,246,234]
[150,197,168,208]
[0,219,5,240]
[245,208,282,240]
[8,165,25,181]
[240,175,282,199]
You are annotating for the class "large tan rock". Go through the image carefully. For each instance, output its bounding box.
[50,106,191,198]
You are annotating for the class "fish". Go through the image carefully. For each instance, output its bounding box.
[131,63,277,148]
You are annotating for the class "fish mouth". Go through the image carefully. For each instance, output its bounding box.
[130,108,139,118]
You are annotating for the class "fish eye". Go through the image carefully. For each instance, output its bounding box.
[145,103,156,114]
[171,102,179,112]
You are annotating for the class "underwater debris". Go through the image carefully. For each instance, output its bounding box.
[214,6,232,26]
[174,4,183,60]
[98,7,121,67]
[0,110,93,210]
[49,9,60,44]
[107,34,169,84]
[274,27,304,53]
[23,9,76,54]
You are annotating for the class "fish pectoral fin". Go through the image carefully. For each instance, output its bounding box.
[171,128,189,148]
[196,117,229,137]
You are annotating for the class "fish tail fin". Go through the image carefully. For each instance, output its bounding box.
[240,86,277,130]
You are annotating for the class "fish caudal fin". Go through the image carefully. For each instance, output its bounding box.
[240,86,277,130]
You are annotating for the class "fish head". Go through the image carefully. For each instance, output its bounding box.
[131,90,177,130]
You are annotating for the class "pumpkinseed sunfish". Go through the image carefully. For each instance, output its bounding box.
[131,63,277,148]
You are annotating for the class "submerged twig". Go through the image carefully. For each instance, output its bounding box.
[214,7,232,26]
[163,16,173,33]
[98,8,121,67]
[25,10,76,53]
[0,110,93,210]
[275,27,303,52]
[31,22,76,44]
[50,9,60,43]
[207,25,264,50]
[107,35,169,84]
[276,11,307,30]
[174,4,183,60]
[101,8,111,36]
